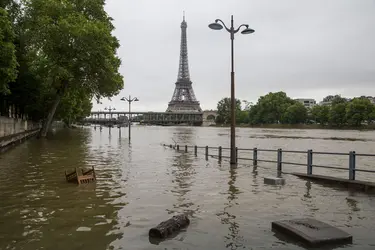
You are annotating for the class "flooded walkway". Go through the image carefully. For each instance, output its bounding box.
[0,127,375,249]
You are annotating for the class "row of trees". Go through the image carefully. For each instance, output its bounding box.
[0,0,123,136]
[216,92,375,127]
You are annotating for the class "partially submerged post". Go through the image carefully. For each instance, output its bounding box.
[253,147,258,166]
[277,148,282,177]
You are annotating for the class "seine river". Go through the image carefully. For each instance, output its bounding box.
[0,126,374,249]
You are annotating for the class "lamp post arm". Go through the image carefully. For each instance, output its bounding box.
[234,24,248,33]
[215,19,231,33]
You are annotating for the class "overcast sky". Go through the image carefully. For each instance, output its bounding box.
[94,0,375,112]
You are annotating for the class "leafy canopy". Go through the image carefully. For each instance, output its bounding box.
[0,7,18,94]
[23,0,124,97]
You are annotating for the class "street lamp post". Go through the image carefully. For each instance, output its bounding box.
[120,95,139,140]
[209,15,254,165]
[104,106,116,119]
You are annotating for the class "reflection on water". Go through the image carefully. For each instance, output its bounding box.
[1,126,375,250]
[168,127,198,217]
[217,168,244,250]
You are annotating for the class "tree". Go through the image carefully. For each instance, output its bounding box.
[0,7,18,94]
[319,105,330,125]
[242,100,253,111]
[310,105,321,123]
[310,105,329,125]
[369,108,375,124]
[346,98,374,126]
[56,88,92,126]
[331,95,347,106]
[322,94,345,104]
[281,102,307,124]
[237,110,249,124]
[329,103,347,127]
[216,97,242,124]
[23,0,124,137]
[247,92,296,124]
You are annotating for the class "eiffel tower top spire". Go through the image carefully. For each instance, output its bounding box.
[177,12,190,81]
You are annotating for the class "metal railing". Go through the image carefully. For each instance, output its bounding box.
[162,144,375,181]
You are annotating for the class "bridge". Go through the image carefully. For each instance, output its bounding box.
[84,110,217,126]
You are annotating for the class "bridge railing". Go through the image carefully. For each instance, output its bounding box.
[163,144,375,182]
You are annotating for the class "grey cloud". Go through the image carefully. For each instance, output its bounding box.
[95,0,375,112]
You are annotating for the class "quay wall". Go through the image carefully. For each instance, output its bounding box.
[0,116,41,153]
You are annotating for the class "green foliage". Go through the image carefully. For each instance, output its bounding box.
[331,96,347,106]
[216,97,242,124]
[0,7,18,94]
[23,0,123,96]
[281,102,307,124]
[248,92,296,124]
[1,0,123,136]
[310,105,329,125]
[18,0,124,135]
[56,88,93,126]
[237,110,249,124]
[329,102,347,127]
[216,93,375,128]
[346,98,374,126]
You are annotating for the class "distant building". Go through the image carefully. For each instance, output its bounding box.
[318,95,374,106]
[359,96,375,104]
[295,98,316,108]
[318,95,350,106]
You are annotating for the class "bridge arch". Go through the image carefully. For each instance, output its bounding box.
[206,114,216,121]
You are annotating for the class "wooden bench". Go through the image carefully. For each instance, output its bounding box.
[65,166,96,185]
[78,166,96,185]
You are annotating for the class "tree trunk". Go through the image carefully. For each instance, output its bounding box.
[149,214,190,238]
[39,81,67,137]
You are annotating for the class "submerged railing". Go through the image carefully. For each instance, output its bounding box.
[163,144,375,181]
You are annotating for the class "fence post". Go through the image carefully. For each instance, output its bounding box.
[349,151,356,180]
[170,144,172,148]
[253,148,258,166]
[277,148,282,173]
[194,145,197,156]
[235,147,238,163]
[185,145,188,153]
[218,146,222,162]
[205,146,208,159]
[307,149,313,175]
[176,145,179,151]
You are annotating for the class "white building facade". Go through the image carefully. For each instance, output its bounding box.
[295,98,317,108]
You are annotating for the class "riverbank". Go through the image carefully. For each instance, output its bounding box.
[0,129,40,153]
[0,116,65,153]
[213,123,375,130]
[0,116,41,153]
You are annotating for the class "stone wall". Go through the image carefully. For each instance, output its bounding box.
[0,116,41,138]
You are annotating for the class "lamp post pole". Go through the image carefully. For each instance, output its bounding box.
[121,95,139,141]
[104,106,116,121]
[209,15,254,165]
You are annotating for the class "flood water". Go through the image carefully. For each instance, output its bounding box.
[0,126,375,250]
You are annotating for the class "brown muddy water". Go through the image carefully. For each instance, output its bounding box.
[0,126,374,250]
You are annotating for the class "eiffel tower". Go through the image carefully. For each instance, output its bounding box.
[166,14,202,113]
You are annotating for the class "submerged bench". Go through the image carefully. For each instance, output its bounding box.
[65,166,96,185]
[272,218,352,247]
